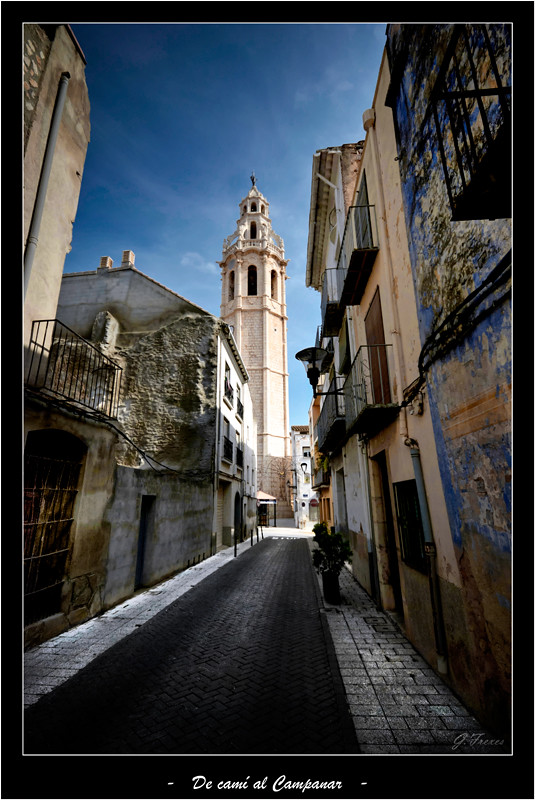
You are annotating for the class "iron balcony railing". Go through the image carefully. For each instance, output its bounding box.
[338,204,380,306]
[312,465,331,490]
[236,445,244,469]
[25,319,122,419]
[320,268,345,336]
[344,344,400,435]
[315,376,346,453]
[223,436,233,463]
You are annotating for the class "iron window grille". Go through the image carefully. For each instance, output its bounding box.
[431,24,511,220]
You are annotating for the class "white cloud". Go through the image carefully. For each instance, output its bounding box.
[179,251,219,276]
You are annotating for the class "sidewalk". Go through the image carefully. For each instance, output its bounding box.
[24,527,509,755]
[321,563,510,755]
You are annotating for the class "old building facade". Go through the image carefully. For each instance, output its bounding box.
[289,426,318,529]
[302,25,511,739]
[384,23,511,735]
[219,179,292,517]
[56,252,257,609]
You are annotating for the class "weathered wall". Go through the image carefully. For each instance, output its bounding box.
[24,405,117,648]
[24,25,90,347]
[102,466,214,609]
[386,23,511,735]
[115,314,219,473]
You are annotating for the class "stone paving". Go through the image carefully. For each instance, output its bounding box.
[322,562,510,755]
[24,532,358,755]
[24,526,509,756]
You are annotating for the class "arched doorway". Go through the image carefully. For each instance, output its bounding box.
[24,429,87,625]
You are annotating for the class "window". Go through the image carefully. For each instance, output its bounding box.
[228,270,235,301]
[250,221,257,239]
[251,202,257,212]
[271,270,278,300]
[431,24,511,220]
[224,363,233,404]
[393,480,427,573]
[248,265,257,296]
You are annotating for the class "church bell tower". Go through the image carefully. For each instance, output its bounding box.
[219,175,291,511]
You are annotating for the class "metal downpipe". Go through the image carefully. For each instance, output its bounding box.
[406,438,449,674]
[24,71,71,297]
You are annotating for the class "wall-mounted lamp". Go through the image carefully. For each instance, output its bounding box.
[295,347,344,398]
[300,462,308,474]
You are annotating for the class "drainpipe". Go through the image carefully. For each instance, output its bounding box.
[24,71,71,298]
[405,437,448,674]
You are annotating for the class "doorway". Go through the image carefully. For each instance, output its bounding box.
[24,429,87,625]
[135,495,156,590]
[373,452,403,617]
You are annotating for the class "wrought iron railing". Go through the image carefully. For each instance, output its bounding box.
[25,319,122,419]
[337,204,379,279]
[344,344,397,431]
[320,268,345,324]
[315,376,345,452]
[223,436,233,463]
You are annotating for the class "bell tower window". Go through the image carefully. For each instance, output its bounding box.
[271,270,278,300]
[248,266,257,296]
[250,221,257,239]
[228,270,235,300]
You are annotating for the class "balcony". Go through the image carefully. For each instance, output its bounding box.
[312,465,331,490]
[338,204,379,308]
[236,445,244,469]
[315,377,345,454]
[315,326,334,371]
[222,436,233,463]
[320,268,345,336]
[344,344,400,437]
[236,397,244,419]
[25,319,122,419]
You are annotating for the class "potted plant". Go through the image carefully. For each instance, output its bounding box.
[312,522,352,604]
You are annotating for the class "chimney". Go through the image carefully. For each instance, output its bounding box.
[98,256,113,270]
[121,250,135,267]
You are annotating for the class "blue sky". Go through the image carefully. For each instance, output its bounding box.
[66,22,387,426]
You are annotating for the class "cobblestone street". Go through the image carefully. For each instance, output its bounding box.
[24,529,508,758]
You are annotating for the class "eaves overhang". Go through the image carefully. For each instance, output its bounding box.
[305,148,341,290]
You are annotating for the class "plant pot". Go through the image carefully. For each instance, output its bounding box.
[322,571,341,604]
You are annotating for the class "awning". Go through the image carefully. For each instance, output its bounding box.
[257,490,277,505]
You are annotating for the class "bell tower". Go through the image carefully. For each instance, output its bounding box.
[219,175,291,512]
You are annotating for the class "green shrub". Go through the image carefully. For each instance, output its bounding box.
[312,523,352,575]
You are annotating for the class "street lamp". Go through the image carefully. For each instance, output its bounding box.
[300,462,308,474]
[295,347,345,398]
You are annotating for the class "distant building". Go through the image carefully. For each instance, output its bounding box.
[219,180,292,519]
[290,426,318,529]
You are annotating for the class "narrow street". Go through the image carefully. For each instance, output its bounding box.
[24,529,507,757]
[24,531,357,755]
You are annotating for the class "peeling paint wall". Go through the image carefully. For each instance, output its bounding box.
[386,23,511,735]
